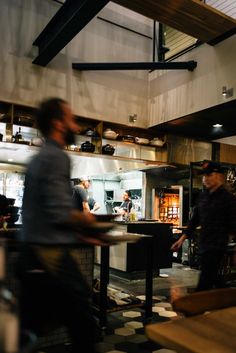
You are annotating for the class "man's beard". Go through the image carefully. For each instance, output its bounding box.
[65,129,76,145]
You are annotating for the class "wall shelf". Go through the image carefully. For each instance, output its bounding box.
[0,100,167,164]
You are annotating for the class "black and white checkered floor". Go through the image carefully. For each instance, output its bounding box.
[38,264,201,353]
[40,294,178,353]
[94,294,177,353]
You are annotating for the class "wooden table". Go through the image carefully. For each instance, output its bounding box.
[146,306,236,353]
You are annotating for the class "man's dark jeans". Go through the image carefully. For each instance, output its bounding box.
[196,249,225,291]
[18,245,98,353]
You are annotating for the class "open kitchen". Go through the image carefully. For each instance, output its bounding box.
[1,1,236,353]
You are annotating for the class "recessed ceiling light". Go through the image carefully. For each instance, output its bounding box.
[8,158,14,162]
[213,124,223,128]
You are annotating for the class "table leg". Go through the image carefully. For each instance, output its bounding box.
[145,237,153,320]
[99,246,110,328]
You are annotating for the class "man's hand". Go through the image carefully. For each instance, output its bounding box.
[171,235,187,252]
[0,215,10,229]
[77,234,110,246]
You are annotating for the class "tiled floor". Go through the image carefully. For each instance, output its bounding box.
[25,262,236,352]
[94,296,178,353]
[40,264,199,353]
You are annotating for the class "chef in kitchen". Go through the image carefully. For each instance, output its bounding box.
[114,190,133,219]
[72,176,100,213]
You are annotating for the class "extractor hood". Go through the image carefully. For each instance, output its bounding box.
[69,151,168,178]
[0,142,169,177]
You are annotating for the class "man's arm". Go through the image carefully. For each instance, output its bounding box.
[82,201,90,212]
[90,201,100,213]
[171,205,200,251]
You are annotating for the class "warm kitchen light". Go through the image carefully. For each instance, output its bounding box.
[213,123,223,128]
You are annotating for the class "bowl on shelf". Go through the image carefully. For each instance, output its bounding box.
[7,214,19,224]
[103,128,118,140]
[150,137,166,147]
[102,144,115,155]
[83,128,100,138]
[7,206,19,214]
[135,137,149,145]
[31,137,43,146]
[121,135,135,143]
[80,141,95,153]
[7,198,16,206]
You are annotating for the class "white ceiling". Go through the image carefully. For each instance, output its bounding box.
[214,136,236,146]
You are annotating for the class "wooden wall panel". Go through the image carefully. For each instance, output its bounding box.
[220,143,236,163]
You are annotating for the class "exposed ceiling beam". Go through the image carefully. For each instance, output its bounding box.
[113,0,236,44]
[33,0,109,66]
[72,61,197,71]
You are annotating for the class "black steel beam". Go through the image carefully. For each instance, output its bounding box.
[72,60,197,71]
[208,27,236,45]
[33,0,109,66]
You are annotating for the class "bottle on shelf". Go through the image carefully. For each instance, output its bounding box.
[12,127,24,143]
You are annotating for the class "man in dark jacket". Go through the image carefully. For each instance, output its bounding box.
[172,161,236,291]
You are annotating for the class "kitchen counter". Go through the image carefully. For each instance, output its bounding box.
[0,226,21,237]
[96,222,173,275]
[114,220,161,224]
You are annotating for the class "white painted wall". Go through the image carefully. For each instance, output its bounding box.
[0,0,152,127]
[148,35,236,127]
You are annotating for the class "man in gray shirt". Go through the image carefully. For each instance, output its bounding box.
[72,176,90,212]
[19,98,105,353]
[73,177,101,213]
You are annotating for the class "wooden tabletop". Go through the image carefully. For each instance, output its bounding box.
[146,306,236,353]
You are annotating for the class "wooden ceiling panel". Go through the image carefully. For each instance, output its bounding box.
[113,0,236,43]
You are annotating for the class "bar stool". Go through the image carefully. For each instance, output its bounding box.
[219,243,236,282]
